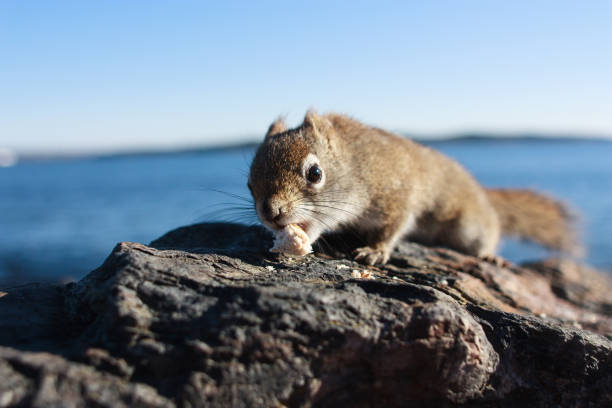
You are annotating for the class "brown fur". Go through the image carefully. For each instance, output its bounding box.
[249,111,579,265]
[486,189,581,255]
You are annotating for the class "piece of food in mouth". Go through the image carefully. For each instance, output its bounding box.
[270,224,312,256]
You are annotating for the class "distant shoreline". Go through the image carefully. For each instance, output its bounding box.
[10,133,612,163]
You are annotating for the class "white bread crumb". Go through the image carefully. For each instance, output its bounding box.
[336,264,349,269]
[351,269,374,279]
[270,224,312,256]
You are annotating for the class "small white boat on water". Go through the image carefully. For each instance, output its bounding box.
[0,148,18,167]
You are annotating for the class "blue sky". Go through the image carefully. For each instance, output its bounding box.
[1,1,611,154]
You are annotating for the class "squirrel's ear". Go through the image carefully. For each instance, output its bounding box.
[265,117,288,139]
[303,109,332,133]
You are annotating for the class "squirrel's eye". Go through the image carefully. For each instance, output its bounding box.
[306,164,323,183]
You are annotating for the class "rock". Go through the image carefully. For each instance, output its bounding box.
[0,223,610,407]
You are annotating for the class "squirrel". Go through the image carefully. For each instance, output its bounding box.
[248,110,579,265]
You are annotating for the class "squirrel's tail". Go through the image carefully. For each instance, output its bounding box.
[486,188,582,256]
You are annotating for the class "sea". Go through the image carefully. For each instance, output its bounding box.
[1,137,611,286]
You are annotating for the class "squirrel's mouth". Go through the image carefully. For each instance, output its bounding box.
[273,221,309,233]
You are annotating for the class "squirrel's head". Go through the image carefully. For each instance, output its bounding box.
[248,110,339,234]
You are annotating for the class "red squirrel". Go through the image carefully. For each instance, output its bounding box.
[248,111,578,265]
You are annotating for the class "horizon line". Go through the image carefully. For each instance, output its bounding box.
[4,131,612,164]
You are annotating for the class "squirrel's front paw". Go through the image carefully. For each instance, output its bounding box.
[479,254,511,268]
[353,246,390,265]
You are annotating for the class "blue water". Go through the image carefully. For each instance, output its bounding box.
[1,139,611,285]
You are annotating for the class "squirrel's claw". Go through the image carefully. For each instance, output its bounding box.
[479,254,512,268]
[353,246,389,266]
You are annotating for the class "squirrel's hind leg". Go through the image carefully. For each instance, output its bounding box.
[443,213,501,259]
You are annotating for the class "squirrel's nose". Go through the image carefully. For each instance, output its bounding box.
[262,198,285,223]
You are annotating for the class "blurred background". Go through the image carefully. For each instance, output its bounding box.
[1,1,611,285]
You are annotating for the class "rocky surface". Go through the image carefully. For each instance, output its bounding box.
[0,222,610,407]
